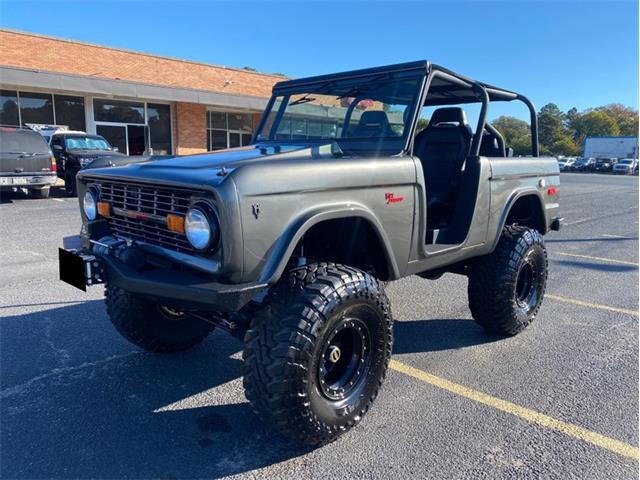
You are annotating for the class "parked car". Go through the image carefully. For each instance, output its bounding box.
[593,157,617,173]
[613,158,638,175]
[558,158,576,171]
[0,127,57,198]
[572,157,595,172]
[59,60,561,445]
[51,132,126,196]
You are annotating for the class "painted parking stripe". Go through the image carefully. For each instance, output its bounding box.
[554,251,639,267]
[389,359,639,461]
[546,294,638,316]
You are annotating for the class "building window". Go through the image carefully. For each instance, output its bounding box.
[94,99,145,124]
[0,90,19,126]
[147,103,172,155]
[54,95,86,131]
[0,90,86,131]
[275,116,340,141]
[206,111,254,151]
[19,92,54,125]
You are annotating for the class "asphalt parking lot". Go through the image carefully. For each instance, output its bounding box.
[0,173,638,479]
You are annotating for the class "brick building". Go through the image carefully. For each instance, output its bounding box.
[0,29,285,155]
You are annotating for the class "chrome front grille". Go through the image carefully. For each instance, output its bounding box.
[92,179,205,253]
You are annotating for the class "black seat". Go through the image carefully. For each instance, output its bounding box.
[414,107,472,224]
[350,111,393,137]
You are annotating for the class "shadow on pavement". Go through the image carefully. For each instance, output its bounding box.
[546,236,638,243]
[1,301,502,477]
[393,318,503,354]
[0,301,310,479]
[553,259,638,273]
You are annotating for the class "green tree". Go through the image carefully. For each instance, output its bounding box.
[416,117,429,133]
[510,135,534,156]
[571,110,620,144]
[551,136,580,156]
[596,104,639,136]
[491,116,530,145]
[538,103,566,149]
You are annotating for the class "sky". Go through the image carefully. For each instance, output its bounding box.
[1,0,638,121]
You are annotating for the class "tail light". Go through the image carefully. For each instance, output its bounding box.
[51,156,57,172]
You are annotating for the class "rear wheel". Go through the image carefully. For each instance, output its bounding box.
[243,263,393,445]
[64,170,78,197]
[29,187,50,199]
[468,225,548,335]
[105,284,214,352]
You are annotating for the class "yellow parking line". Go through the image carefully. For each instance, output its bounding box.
[554,251,639,267]
[546,294,639,316]
[389,359,639,461]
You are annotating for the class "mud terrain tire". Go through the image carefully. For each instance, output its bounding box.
[243,263,393,445]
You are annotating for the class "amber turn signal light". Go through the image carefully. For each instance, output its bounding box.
[97,201,111,218]
[167,214,185,233]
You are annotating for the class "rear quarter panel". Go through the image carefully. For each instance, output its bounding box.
[487,156,560,249]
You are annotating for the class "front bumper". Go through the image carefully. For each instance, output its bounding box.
[0,175,57,188]
[59,237,266,312]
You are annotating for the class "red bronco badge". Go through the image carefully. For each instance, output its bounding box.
[385,192,404,204]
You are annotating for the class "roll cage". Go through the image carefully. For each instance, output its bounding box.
[257,60,539,157]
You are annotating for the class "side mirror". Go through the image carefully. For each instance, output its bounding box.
[111,147,119,152]
[53,144,63,151]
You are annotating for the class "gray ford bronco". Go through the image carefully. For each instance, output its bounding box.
[59,61,560,445]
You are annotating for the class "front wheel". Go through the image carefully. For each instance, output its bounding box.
[243,263,393,445]
[105,284,214,353]
[468,225,548,335]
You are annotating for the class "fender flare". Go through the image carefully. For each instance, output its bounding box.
[257,203,401,284]
[489,188,547,252]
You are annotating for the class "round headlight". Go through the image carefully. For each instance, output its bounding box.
[185,207,218,251]
[83,190,97,220]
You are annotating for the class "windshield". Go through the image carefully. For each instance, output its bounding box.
[619,159,633,165]
[65,136,111,151]
[256,69,424,153]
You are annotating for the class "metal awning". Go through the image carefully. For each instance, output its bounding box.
[0,65,269,110]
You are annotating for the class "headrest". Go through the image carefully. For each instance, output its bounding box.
[358,110,390,128]
[430,107,468,127]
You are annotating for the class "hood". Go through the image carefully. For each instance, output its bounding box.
[79,143,342,185]
[68,149,126,158]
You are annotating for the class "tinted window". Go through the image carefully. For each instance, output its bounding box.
[54,95,86,131]
[0,129,51,154]
[94,99,145,124]
[147,103,172,155]
[19,92,54,125]
[0,90,19,126]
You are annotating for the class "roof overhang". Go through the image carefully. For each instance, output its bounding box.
[0,65,269,110]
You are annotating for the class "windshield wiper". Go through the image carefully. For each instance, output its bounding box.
[288,79,339,106]
[336,72,394,100]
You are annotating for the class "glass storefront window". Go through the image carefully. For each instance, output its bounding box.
[228,113,253,132]
[0,90,19,126]
[147,103,172,155]
[19,92,54,125]
[208,130,227,151]
[206,111,254,151]
[94,99,145,124]
[54,95,85,131]
[208,111,227,129]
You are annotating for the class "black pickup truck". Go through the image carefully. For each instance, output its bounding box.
[0,127,57,198]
